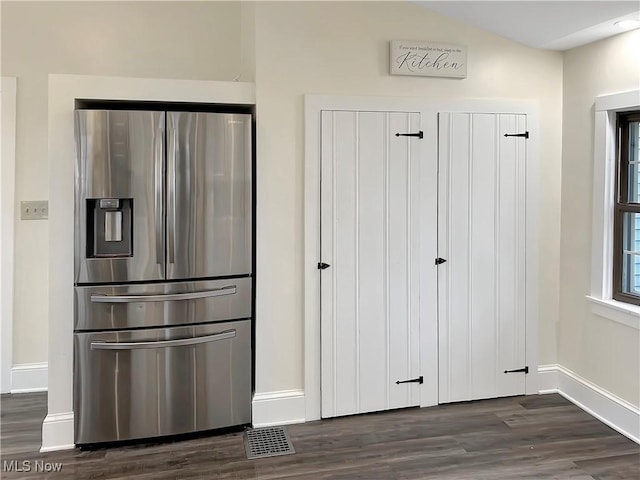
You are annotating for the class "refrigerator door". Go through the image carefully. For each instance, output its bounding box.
[74,319,251,444]
[75,110,165,284]
[166,112,252,280]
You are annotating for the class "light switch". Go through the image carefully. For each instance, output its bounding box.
[20,201,48,220]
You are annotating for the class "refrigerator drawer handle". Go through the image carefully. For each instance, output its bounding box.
[90,286,237,303]
[91,330,236,350]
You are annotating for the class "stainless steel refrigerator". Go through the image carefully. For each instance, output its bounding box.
[73,109,253,445]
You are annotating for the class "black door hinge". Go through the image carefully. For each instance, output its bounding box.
[504,366,529,374]
[395,131,424,139]
[503,131,529,139]
[318,262,330,270]
[435,257,447,265]
[396,376,423,385]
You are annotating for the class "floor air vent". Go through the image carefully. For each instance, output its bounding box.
[244,426,296,459]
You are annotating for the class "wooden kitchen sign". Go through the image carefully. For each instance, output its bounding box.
[390,40,467,78]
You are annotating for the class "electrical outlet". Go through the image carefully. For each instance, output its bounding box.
[21,201,48,220]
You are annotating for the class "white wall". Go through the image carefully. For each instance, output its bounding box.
[559,30,640,406]
[253,1,562,395]
[1,1,246,366]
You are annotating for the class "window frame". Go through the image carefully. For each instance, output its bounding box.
[612,112,640,305]
[587,90,640,330]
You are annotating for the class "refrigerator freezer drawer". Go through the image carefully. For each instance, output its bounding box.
[75,278,252,331]
[74,320,251,445]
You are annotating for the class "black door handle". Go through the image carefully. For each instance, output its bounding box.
[396,376,423,385]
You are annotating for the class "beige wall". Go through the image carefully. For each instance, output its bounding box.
[559,30,640,406]
[3,2,564,394]
[1,1,246,364]
[253,1,563,393]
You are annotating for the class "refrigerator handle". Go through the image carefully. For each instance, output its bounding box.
[90,330,236,350]
[155,118,164,265]
[167,116,176,265]
[90,285,237,303]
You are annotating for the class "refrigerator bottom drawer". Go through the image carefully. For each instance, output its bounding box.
[74,320,251,445]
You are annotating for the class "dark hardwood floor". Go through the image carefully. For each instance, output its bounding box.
[1,393,638,479]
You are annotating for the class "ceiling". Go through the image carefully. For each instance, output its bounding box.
[414,1,640,50]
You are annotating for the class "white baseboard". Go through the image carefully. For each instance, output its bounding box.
[538,364,639,444]
[11,362,48,393]
[40,412,75,452]
[252,389,305,428]
[39,389,307,452]
[537,364,559,394]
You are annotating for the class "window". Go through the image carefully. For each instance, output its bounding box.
[613,112,640,305]
[588,90,640,329]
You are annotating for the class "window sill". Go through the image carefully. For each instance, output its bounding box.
[586,296,640,330]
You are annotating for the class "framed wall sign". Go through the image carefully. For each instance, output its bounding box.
[390,40,467,78]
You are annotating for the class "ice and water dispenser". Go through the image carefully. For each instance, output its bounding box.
[86,198,133,257]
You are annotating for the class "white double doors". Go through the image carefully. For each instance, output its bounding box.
[320,109,528,418]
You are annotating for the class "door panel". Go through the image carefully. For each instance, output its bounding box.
[438,113,527,403]
[320,110,421,418]
[387,113,421,410]
[167,112,252,280]
[74,110,164,284]
[356,112,386,413]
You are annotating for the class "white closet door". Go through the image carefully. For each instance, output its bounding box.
[320,110,421,418]
[438,112,527,403]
